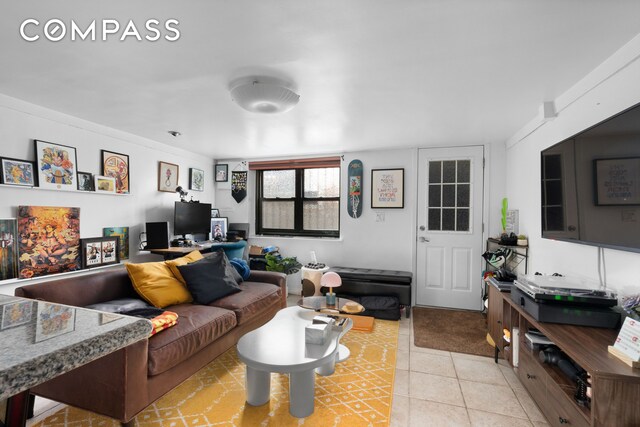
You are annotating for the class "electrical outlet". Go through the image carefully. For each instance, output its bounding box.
[376,212,385,222]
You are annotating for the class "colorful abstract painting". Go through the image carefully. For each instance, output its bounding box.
[103,227,129,260]
[0,219,18,280]
[17,206,80,279]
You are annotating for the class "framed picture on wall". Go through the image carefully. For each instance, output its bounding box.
[0,157,37,187]
[215,164,228,182]
[80,237,120,269]
[95,175,116,194]
[77,171,94,191]
[371,168,404,209]
[189,167,204,191]
[211,208,220,218]
[211,217,228,241]
[101,150,130,194]
[158,161,179,192]
[34,140,78,192]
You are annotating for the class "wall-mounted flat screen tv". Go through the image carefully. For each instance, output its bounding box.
[541,102,640,252]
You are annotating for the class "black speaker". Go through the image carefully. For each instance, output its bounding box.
[145,222,169,249]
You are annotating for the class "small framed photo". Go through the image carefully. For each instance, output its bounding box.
[371,168,405,209]
[215,164,228,182]
[34,139,78,192]
[101,150,130,194]
[0,157,37,187]
[189,168,204,191]
[159,161,179,192]
[211,217,228,241]
[77,171,94,191]
[211,208,220,218]
[95,175,116,193]
[80,237,120,268]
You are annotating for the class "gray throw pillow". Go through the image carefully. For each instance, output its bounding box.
[178,256,241,305]
[85,298,152,313]
[203,249,244,283]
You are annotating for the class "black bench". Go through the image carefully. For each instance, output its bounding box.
[328,266,412,318]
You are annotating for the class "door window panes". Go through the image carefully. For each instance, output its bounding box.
[427,160,472,232]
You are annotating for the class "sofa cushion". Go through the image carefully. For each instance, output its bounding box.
[126,262,193,308]
[210,281,281,325]
[166,250,204,285]
[178,257,241,305]
[203,250,244,283]
[147,304,236,376]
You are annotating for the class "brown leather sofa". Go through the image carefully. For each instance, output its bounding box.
[14,266,287,425]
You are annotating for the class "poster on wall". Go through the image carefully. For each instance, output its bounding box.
[101,150,130,194]
[103,227,129,260]
[34,140,78,192]
[0,219,18,280]
[595,158,640,205]
[158,161,179,192]
[17,206,80,279]
[231,171,247,203]
[371,168,404,209]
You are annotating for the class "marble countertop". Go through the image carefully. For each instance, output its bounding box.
[0,294,152,400]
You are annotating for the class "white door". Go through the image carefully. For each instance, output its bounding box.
[416,146,484,310]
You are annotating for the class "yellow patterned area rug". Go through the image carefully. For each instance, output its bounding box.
[34,319,399,427]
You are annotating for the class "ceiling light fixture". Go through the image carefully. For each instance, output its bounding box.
[167,130,182,137]
[230,77,300,114]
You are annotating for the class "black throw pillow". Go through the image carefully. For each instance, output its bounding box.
[177,257,241,305]
[203,249,244,283]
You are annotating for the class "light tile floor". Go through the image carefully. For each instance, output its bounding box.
[28,299,550,426]
[391,311,549,427]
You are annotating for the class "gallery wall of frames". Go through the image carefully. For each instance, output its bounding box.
[0,94,215,288]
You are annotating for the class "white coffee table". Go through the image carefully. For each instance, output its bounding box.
[236,306,352,418]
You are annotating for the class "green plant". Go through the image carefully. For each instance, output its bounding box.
[518,234,527,240]
[265,253,302,275]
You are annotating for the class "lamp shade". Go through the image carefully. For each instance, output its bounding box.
[230,80,300,114]
[321,272,342,288]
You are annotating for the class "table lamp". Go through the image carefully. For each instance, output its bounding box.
[321,272,342,306]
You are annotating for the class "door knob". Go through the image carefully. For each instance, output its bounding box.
[419,225,426,231]
[419,237,430,243]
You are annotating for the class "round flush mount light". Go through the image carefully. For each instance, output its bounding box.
[230,77,300,114]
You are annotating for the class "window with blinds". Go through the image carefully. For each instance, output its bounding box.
[250,157,340,237]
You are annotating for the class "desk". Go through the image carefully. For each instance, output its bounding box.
[149,241,247,260]
[0,295,151,427]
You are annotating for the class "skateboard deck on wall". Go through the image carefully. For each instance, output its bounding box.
[347,159,363,218]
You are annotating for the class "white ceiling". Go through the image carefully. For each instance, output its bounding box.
[1,1,639,160]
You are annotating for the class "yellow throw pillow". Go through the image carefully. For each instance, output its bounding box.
[166,250,204,285]
[125,261,193,308]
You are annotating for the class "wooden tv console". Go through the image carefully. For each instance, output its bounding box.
[487,284,640,426]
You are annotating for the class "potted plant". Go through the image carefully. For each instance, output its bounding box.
[265,253,302,295]
[517,234,528,246]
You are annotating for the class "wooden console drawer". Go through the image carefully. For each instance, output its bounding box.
[546,379,589,427]
[517,350,548,414]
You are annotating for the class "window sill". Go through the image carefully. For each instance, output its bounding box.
[250,235,342,242]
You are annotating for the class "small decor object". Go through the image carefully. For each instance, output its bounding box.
[321,271,342,306]
[77,171,94,191]
[347,159,363,218]
[80,237,119,268]
[189,168,204,191]
[103,227,129,260]
[517,235,528,246]
[0,219,19,280]
[215,164,228,182]
[595,158,640,205]
[231,170,247,203]
[17,205,80,278]
[210,217,228,241]
[0,157,36,187]
[158,161,179,192]
[35,140,78,191]
[501,198,508,233]
[35,302,76,342]
[94,175,116,193]
[1,300,33,330]
[609,317,640,368]
[371,168,404,208]
[101,150,130,194]
[305,323,330,345]
[211,208,220,218]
